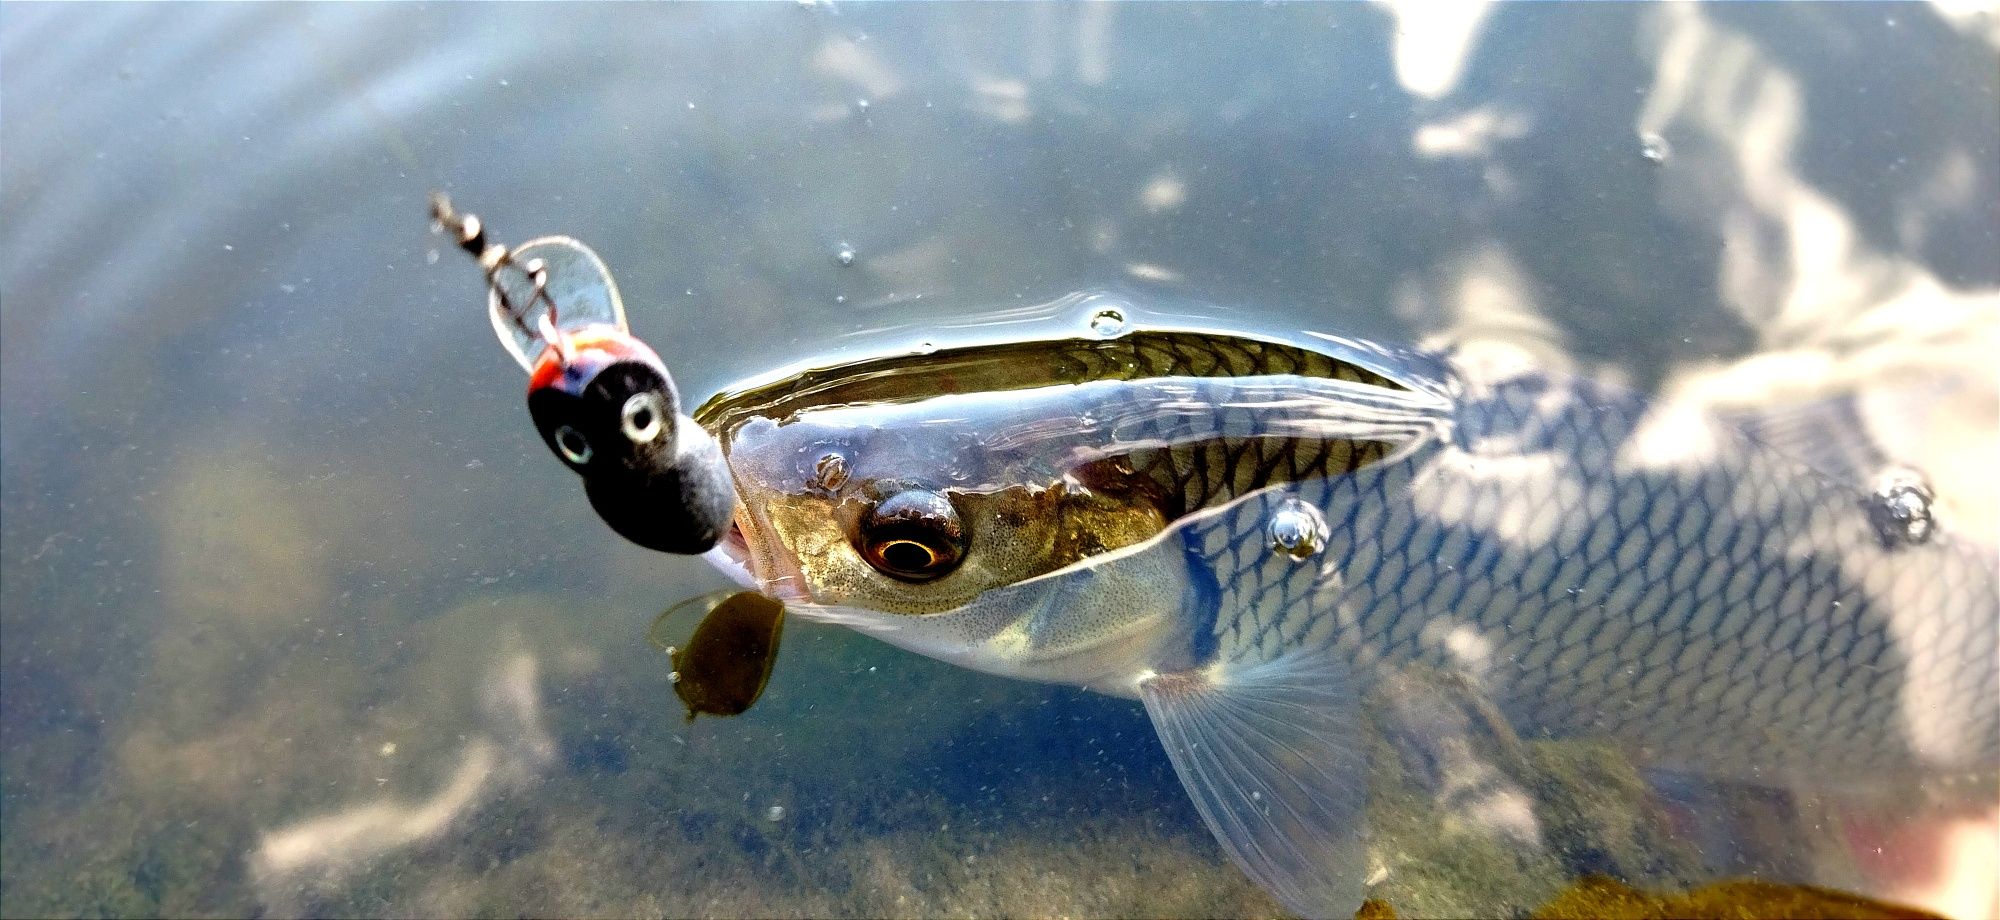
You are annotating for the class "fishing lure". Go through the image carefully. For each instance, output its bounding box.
[431,196,773,720]
[430,194,734,554]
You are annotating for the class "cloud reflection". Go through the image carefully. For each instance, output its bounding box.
[1631,4,1999,542]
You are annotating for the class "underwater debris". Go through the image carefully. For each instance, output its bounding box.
[1528,875,1944,920]
[649,591,788,720]
[1353,876,1944,919]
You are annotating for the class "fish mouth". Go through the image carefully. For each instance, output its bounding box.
[703,514,815,605]
[700,519,758,590]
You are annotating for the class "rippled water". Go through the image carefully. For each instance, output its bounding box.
[3,4,1995,917]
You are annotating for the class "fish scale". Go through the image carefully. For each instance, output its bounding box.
[1176,370,1997,782]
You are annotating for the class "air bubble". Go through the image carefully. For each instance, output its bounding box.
[1867,468,1936,547]
[835,244,856,267]
[766,805,786,822]
[1639,132,1671,164]
[1267,498,1329,561]
[1088,308,1128,337]
[667,670,682,684]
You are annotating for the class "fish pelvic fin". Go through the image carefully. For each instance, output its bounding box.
[1140,653,1370,920]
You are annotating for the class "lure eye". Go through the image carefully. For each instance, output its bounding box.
[858,489,965,582]
[621,392,665,444]
[554,425,593,465]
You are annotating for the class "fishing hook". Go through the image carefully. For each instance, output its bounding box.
[429,192,572,364]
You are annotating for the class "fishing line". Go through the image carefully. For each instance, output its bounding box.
[298,13,619,375]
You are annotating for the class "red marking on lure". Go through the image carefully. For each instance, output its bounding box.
[528,349,565,392]
[526,324,670,398]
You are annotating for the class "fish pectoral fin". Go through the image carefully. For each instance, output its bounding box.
[1139,654,1370,920]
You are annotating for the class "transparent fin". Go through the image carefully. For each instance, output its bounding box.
[1140,654,1370,920]
[1719,391,1889,491]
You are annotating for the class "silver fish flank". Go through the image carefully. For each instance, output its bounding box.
[689,311,1996,917]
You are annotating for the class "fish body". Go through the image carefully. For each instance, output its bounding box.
[688,316,1996,916]
[1188,367,1995,781]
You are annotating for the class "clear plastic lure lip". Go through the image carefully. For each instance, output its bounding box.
[429,192,630,375]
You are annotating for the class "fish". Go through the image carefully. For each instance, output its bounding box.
[678,311,1998,918]
[434,205,1996,918]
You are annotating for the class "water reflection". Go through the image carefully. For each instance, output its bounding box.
[1630,4,1999,547]
[1376,670,1542,849]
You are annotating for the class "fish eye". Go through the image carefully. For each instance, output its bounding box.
[858,489,965,582]
[554,425,593,465]
[621,392,665,444]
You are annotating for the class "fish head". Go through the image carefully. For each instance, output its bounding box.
[691,324,1444,684]
[715,404,1172,616]
[709,395,1194,688]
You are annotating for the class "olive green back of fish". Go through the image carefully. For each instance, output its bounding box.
[694,330,1401,434]
[699,329,1403,542]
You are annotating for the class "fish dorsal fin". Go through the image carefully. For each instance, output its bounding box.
[1717,391,1892,491]
[1139,654,1369,920]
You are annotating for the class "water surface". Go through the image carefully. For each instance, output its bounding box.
[3,4,1995,917]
